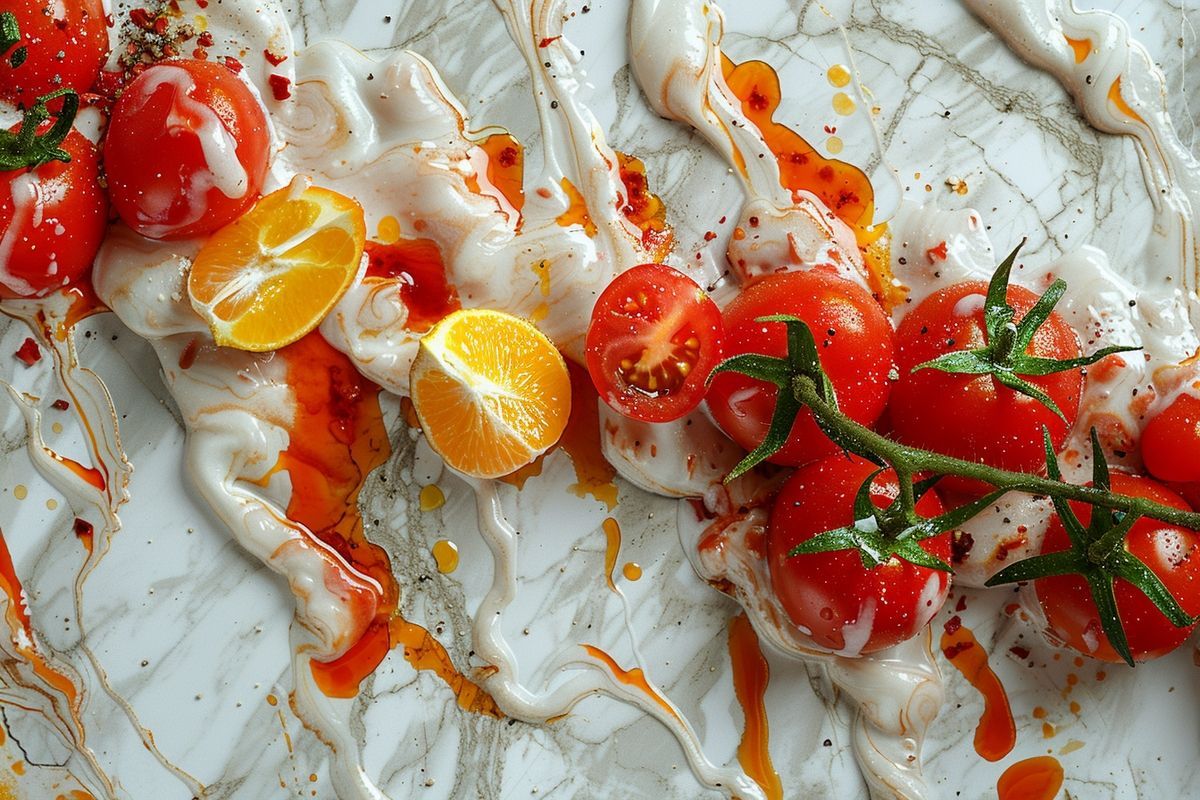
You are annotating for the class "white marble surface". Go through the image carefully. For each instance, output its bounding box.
[0,0,1197,798]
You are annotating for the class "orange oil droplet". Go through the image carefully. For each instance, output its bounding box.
[728,613,783,800]
[431,540,459,574]
[419,484,445,512]
[266,694,278,706]
[1107,77,1146,124]
[377,215,402,244]
[11,486,25,501]
[1060,739,1085,755]
[9,762,22,776]
[1063,35,1092,63]
[467,132,526,222]
[997,756,1064,800]
[622,562,643,581]
[940,622,1016,762]
[602,518,621,592]
[826,64,851,87]
[1042,721,1055,739]
[832,91,856,115]
[582,644,680,722]
[556,177,598,237]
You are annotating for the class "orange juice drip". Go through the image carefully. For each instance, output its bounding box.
[279,333,497,715]
[555,178,598,237]
[728,613,783,800]
[997,756,1064,800]
[940,623,1015,762]
[363,239,462,333]
[615,150,673,261]
[582,644,680,722]
[470,132,526,217]
[0,530,80,707]
[602,518,621,592]
[1107,77,1146,124]
[498,362,618,507]
[720,55,876,238]
[1063,36,1092,63]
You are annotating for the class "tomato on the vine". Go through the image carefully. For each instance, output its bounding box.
[586,263,724,423]
[1141,394,1200,483]
[1035,472,1200,663]
[104,59,270,240]
[707,270,895,466]
[0,126,107,298]
[889,280,1083,488]
[768,454,951,654]
[0,1,109,109]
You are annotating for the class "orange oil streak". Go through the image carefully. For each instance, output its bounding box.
[720,54,901,306]
[616,151,673,261]
[582,644,680,722]
[277,333,498,715]
[500,362,618,508]
[59,285,108,338]
[602,518,621,592]
[468,132,526,220]
[49,452,105,492]
[0,530,81,708]
[556,178,598,237]
[728,614,783,800]
[1063,36,1092,63]
[940,621,1015,762]
[363,239,461,333]
[1108,77,1146,125]
[997,756,1064,800]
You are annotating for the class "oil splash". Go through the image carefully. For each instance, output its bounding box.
[728,614,782,800]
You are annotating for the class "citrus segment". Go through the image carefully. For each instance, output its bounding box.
[188,179,366,352]
[410,309,571,479]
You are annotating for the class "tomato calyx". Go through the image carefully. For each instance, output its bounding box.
[787,469,1002,572]
[911,240,1139,419]
[986,429,1195,666]
[0,13,26,69]
[0,87,79,170]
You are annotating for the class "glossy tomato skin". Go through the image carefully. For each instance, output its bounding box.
[1141,394,1200,483]
[707,270,895,466]
[0,0,109,109]
[1036,473,1200,663]
[768,454,951,654]
[0,128,107,298]
[586,263,724,423]
[104,59,270,240]
[889,281,1083,490]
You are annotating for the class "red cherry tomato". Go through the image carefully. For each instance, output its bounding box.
[706,270,895,466]
[104,59,270,240]
[585,263,724,423]
[0,0,109,109]
[1035,472,1200,663]
[768,454,951,654]
[889,281,1083,491]
[0,127,107,298]
[1141,394,1200,483]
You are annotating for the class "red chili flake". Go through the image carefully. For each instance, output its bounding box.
[197,31,215,48]
[192,47,208,60]
[263,48,288,66]
[942,641,974,660]
[747,89,769,112]
[196,0,209,7]
[718,215,727,224]
[14,338,41,366]
[73,518,94,538]
[748,216,760,228]
[1009,645,1031,660]
[926,240,949,262]
[703,231,717,242]
[950,530,975,563]
[51,399,70,411]
[955,595,968,612]
[823,124,837,134]
[222,56,244,73]
[129,8,155,31]
[943,615,962,636]
[538,36,561,48]
[153,16,169,36]
[268,74,292,100]
[817,165,835,182]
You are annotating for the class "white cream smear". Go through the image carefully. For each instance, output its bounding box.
[0,0,1192,799]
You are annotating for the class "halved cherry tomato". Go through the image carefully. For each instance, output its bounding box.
[0,1,109,109]
[889,281,1083,491]
[104,59,270,240]
[0,126,107,298]
[585,263,724,423]
[1141,394,1200,483]
[768,454,951,654]
[1035,472,1200,663]
[706,270,895,466]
